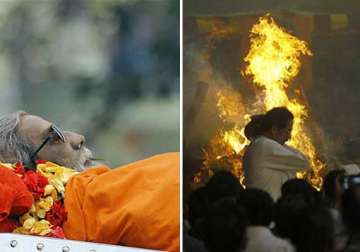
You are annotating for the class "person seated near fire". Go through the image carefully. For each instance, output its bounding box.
[0,111,179,252]
[243,107,310,200]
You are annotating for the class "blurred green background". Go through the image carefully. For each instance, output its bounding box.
[0,0,179,168]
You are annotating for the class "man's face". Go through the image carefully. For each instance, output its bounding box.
[17,114,92,171]
[272,120,293,144]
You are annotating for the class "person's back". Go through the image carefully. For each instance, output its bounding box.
[245,226,294,252]
[203,197,247,252]
[341,185,360,252]
[237,188,294,252]
[281,178,318,204]
[244,136,309,200]
[292,206,335,252]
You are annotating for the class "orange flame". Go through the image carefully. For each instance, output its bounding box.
[198,86,250,185]
[243,15,323,188]
[196,15,324,189]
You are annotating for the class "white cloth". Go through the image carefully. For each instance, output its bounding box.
[244,226,295,252]
[329,208,348,251]
[243,136,310,200]
[341,164,360,175]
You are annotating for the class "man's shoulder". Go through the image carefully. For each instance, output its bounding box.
[250,136,282,152]
[247,227,295,252]
[253,136,278,145]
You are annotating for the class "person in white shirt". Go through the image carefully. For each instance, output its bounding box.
[243,107,310,200]
[237,188,295,252]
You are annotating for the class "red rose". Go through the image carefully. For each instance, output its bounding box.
[48,226,65,239]
[36,160,47,164]
[45,201,67,227]
[22,170,48,200]
[14,162,25,176]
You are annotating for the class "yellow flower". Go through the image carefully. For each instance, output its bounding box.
[0,163,15,170]
[19,212,33,225]
[35,196,53,218]
[44,184,59,201]
[30,220,52,236]
[50,177,65,194]
[36,161,78,195]
[13,227,30,235]
[29,204,36,214]
[23,217,36,230]
[44,184,55,196]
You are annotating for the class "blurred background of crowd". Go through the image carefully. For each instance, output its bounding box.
[0,0,179,167]
[184,168,360,252]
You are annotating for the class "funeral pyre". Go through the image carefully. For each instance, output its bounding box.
[194,15,325,189]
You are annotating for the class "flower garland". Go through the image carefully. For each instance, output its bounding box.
[1,160,78,238]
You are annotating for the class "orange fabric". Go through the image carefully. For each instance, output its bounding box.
[64,152,180,252]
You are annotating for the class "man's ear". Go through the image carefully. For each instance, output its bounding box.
[16,111,28,127]
[17,111,29,118]
[15,112,33,144]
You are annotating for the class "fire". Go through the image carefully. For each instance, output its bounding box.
[243,15,323,188]
[199,126,247,183]
[216,87,246,122]
[223,127,247,154]
[196,14,324,189]
[196,86,251,185]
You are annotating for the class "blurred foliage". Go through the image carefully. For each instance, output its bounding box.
[0,0,179,166]
[0,0,179,136]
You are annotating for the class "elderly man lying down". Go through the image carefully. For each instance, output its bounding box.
[0,111,179,252]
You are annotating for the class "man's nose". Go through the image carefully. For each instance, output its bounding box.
[64,131,86,150]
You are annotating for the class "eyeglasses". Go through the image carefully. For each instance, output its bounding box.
[29,124,65,164]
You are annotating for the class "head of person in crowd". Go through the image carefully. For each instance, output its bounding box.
[260,107,294,145]
[237,188,273,227]
[203,197,248,252]
[244,114,265,141]
[341,184,360,235]
[281,178,319,205]
[206,170,243,204]
[292,206,335,252]
[322,169,346,208]
[186,186,209,240]
[0,111,93,171]
[187,186,209,228]
[274,194,309,240]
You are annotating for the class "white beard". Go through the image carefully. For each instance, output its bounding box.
[70,147,94,172]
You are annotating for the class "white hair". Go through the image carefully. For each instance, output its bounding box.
[0,111,33,164]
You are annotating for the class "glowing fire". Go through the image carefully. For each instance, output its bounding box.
[199,125,248,183]
[216,87,245,122]
[194,86,251,184]
[243,15,323,188]
[197,14,324,189]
